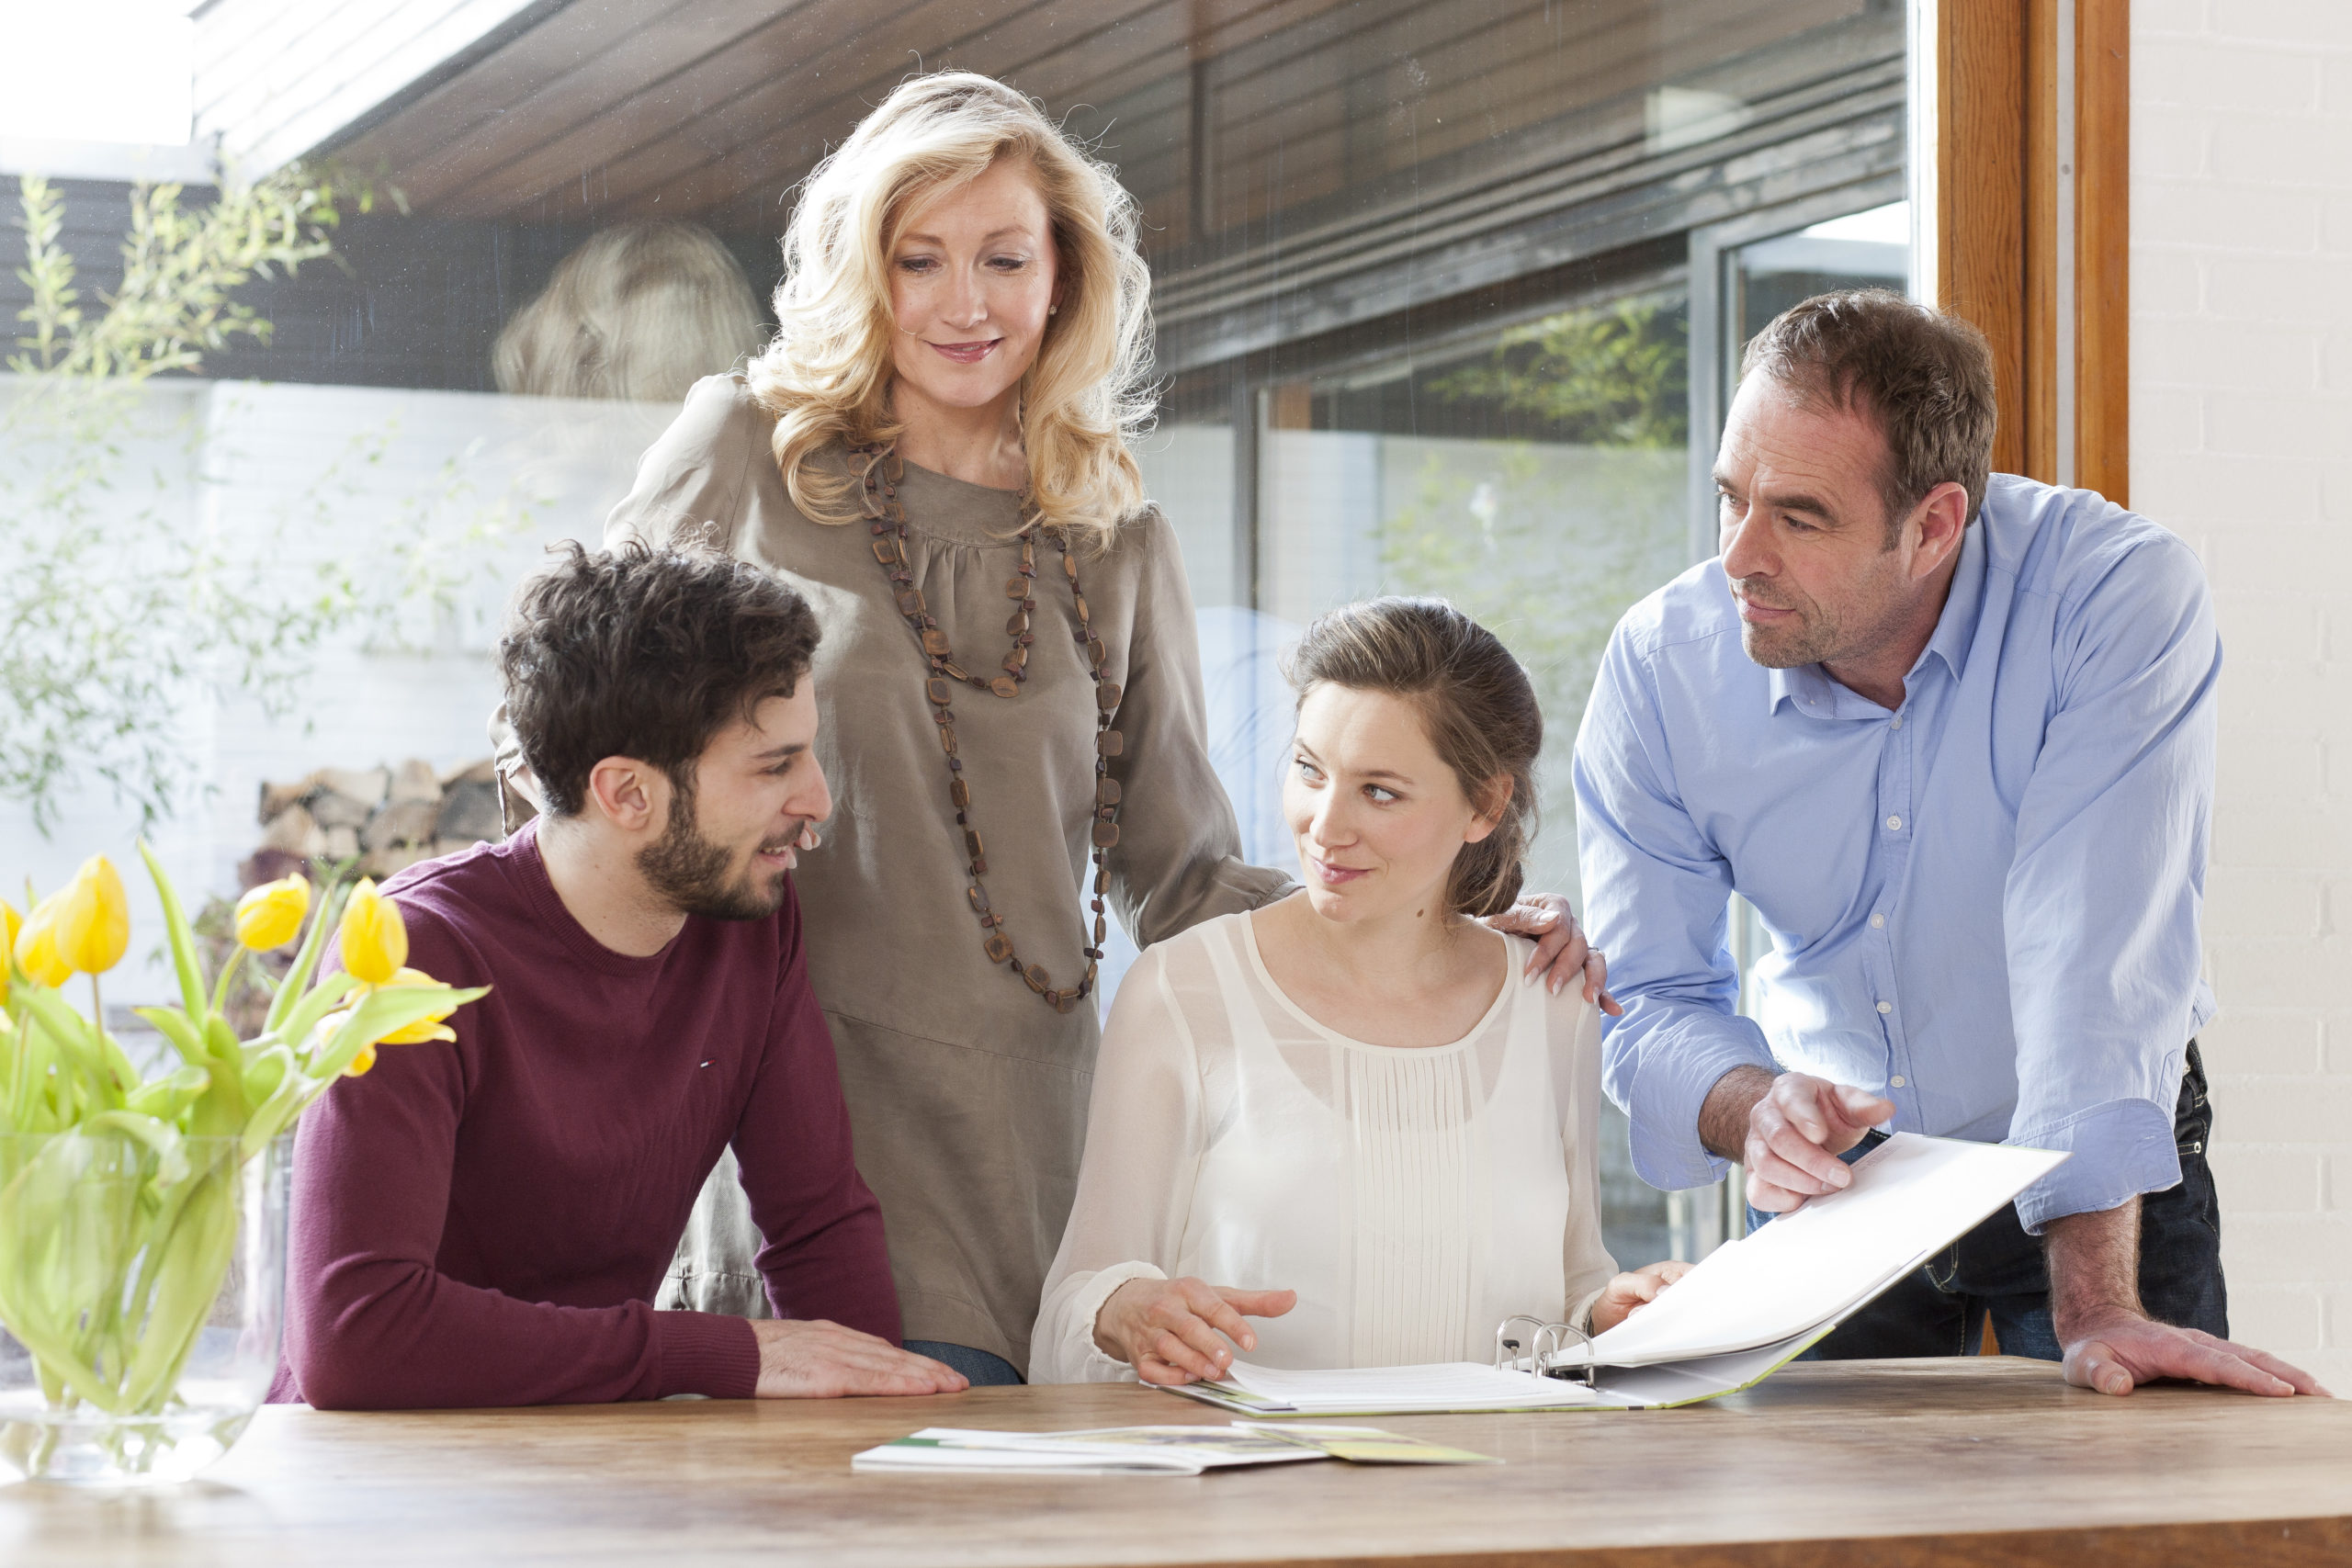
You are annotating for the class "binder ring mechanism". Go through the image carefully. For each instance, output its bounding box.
[1495,1314,1596,1387]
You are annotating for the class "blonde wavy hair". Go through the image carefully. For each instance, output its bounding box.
[744,72,1154,547]
[494,221,765,404]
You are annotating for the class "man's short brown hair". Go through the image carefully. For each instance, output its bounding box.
[1740,289,1998,538]
[499,541,821,818]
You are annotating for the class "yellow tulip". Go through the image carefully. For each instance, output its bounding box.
[314,964,460,1077]
[310,1006,377,1077]
[234,874,311,952]
[54,854,130,976]
[373,966,459,1045]
[14,895,72,989]
[337,878,408,986]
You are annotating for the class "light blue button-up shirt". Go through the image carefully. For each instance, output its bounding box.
[1573,475,2218,1232]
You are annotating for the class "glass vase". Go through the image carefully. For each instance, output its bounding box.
[0,1132,289,1487]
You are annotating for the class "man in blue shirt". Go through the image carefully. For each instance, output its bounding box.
[1576,290,2322,1397]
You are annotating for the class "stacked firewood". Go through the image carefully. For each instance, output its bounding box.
[241,759,503,890]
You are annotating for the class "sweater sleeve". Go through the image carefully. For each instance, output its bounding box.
[279,908,760,1410]
[1104,508,1293,947]
[1029,942,1204,1382]
[733,883,903,1343]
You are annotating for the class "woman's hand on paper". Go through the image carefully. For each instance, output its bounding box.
[751,1318,969,1398]
[1709,1067,1894,1213]
[1096,1277,1298,1385]
[1487,893,1621,1013]
[1590,1259,1692,1334]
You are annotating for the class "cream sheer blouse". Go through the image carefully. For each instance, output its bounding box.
[1030,908,1618,1383]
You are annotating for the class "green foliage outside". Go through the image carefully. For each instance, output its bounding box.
[1375,296,1693,896]
[4,169,526,836]
[1428,297,1690,449]
[3,170,360,832]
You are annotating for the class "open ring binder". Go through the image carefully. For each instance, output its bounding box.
[1493,1314,1596,1387]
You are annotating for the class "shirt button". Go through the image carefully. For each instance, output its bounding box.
[1871,913,1885,930]
[1877,1000,1894,1014]
[1892,716,1904,730]
[1890,1075,1906,1089]
[1886,815,1904,830]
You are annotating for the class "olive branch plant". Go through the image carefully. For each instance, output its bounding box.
[1,164,521,837]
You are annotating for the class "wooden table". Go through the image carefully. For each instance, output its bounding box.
[4,1359,2347,1566]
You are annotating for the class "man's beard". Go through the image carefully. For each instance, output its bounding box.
[1733,582,1839,669]
[637,782,791,923]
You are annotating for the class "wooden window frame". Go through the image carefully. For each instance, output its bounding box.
[1921,0,2130,504]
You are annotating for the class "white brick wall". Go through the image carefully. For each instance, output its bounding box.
[2133,0,2352,1389]
[0,380,648,1008]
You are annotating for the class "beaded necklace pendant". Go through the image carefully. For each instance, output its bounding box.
[855,443,1123,1014]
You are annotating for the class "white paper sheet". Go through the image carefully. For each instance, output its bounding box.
[1574,1133,2067,1368]
[852,1425,1327,1474]
[1212,1360,1634,1413]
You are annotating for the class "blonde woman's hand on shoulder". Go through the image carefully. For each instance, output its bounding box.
[1589,1260,1692,1335]
[1094,1277,1297,1385]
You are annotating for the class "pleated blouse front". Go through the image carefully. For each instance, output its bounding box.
[1031,908,1618,1382]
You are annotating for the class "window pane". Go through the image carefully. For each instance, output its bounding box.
[4,0,1907,1269]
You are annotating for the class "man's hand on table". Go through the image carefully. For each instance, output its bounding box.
[2046,1201,2331,1399]
[1700,1066,1894,1213]
[750,1318,969,1397]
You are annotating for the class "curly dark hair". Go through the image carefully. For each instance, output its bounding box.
[1283,596,1540,919]
[498,541,821,818]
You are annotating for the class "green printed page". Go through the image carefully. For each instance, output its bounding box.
[1238,1423,1500,1464]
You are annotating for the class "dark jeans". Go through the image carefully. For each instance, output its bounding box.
[905,1340,1024,1386]
[1750,1042,2227,1360]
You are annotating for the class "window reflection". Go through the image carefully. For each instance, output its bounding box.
[4,0,1910,1267]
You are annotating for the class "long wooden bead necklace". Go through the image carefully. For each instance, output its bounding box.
[856,445,1124,1015]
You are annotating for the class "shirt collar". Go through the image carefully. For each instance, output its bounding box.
[1764,660,1826,716]
[1924,522,1987,681]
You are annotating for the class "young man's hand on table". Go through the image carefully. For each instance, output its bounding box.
[751,1318,969,1397]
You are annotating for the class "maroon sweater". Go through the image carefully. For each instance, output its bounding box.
[270,823,899,1409]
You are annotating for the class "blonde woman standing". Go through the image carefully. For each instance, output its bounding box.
[496,73,1603,1384]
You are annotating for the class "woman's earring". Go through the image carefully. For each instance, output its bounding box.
[1048,305,1058,315]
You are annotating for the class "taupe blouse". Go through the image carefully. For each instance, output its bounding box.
[506,376,1288,1369]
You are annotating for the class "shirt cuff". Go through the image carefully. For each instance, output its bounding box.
[2009,1097,2183,1235]
[1620,1021,1779,1191]
[1069,1261,1167,1383]
[651,1310,762,1400]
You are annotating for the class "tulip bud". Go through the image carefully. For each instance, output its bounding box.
[234,874,311,952]
[55,854,130,976]
[337,878,408,986]
[309,1005,374,1077]
[0,900,18,1003]
[15,894,74,989]
[374,966,460,1044]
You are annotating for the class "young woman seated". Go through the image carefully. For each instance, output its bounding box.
[1030,596,1687,1385]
